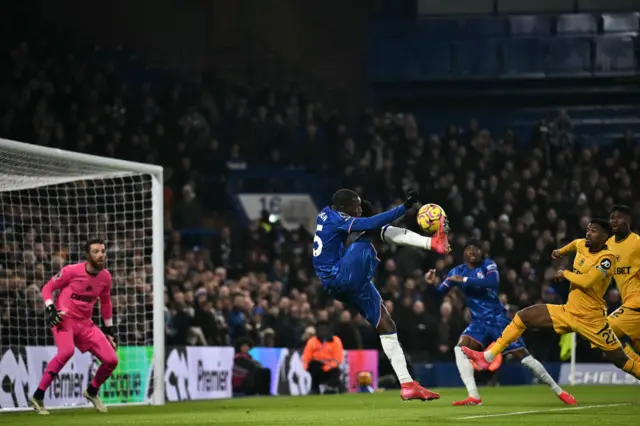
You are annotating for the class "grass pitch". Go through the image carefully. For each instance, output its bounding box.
[2,385,639,425]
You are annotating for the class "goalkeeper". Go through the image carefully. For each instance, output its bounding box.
[29,239,118,415]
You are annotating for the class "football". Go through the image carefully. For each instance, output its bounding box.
[416,203,446,233]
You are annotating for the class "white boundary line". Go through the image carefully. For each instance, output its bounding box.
[458,403,633,420]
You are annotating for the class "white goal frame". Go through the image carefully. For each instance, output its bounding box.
[0,137,165,408]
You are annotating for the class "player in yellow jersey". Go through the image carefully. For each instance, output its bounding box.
[462,219,640,382]
[607,205,640,354]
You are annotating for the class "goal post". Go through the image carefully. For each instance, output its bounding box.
[0,137,165,410]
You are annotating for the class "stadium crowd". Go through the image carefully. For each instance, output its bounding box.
[1,33,639,365]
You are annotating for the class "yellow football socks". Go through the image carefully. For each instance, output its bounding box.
[489,314,527,358]
[622,357,640,380]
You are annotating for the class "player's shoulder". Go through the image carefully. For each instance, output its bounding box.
[321,206,351,224]
[482,258,498,271]
[63,262,85,274]
[595,248,616,272]
[575,239,587,250]
[99,268,113,279]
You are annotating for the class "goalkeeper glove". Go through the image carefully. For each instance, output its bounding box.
[45,304,65,327]
[403,190,419,209]
[103,326,117,349]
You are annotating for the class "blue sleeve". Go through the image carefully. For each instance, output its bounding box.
[461,261,499,290]
[436,268,457,295]
[337,205,407,233]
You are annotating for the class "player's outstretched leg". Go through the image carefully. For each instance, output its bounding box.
[83,326,119,413]
[462,304,554,371]
[510,349,576,405]
[452,337,483,406]
[603,346,640,380]
[30,327,76,415]
[377,302,440,402]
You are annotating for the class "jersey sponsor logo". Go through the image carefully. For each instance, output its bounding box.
[599,258,612,270]
[70,293,95,303]
[614,266,632,275]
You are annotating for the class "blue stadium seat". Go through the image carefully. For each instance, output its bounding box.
[454,40,500,77]
[459,17,507,38]
[594,36,637,74]
[509,15,551,36]
[369,40,408,82]
[602,13,639,34]
[502,39,545,76]
[410,42,452,79]
[556,14,597,35]
[547,38,592,75]
[415,18,459,40]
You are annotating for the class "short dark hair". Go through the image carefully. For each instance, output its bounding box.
[610,204,633,217]
[361,200,374,218]
[590,218,612,235]
[332,189,358,210]
[465,239,483,250]
[84,238,105,253]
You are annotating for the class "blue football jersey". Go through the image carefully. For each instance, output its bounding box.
[312,204,406,282]
[439,258,506,321]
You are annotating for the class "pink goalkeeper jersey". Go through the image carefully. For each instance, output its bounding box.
[42,262,113,323]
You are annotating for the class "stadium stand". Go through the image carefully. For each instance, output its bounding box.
[0,26,638,366]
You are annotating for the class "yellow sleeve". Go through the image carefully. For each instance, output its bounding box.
[558,239,581,256]
[562,255,615,289]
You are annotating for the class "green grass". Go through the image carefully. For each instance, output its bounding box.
[3,386,639,425]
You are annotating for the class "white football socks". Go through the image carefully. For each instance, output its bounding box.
[381,225,431,250]
[521,355,563,395]
[454,346,480,399]
[380,333,413,384]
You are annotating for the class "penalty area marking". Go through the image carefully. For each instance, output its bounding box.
[458,403,632,420]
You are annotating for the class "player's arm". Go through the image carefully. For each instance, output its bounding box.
[339,204,407,233]
[561,256,615,289]
[552,239,581,259]
[41,267,72,326]
[433,268,457,295]
[99,275,116,349]
[459,262,499,290]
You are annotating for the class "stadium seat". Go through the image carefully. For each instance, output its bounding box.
[602,13,639,34]
[454,40,500,77]
[556,14,598,35]
[509,15,551,37]
[410,42,452,79]
[369,40,408,82]
[459,17,507,38]
[594,36,637,74]
[415,18,459,40]
[546,38,592,75]
[502,39,545,76]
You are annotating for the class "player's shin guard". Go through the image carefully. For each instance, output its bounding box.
[380,333,413,384]
[622,357,640,380]
[521,355,562,395]
[486,314,526,361]
[454,346,480,399]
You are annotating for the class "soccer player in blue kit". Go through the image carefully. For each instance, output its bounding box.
[425,239,576,406]
[312,189,450,401]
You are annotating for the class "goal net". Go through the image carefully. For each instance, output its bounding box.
[0,138,164,410]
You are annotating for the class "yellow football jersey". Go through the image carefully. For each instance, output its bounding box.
[564,239,617,317]
[607,232,640,308]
